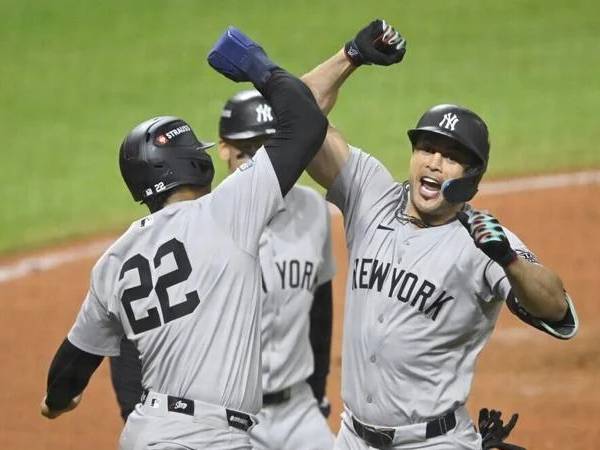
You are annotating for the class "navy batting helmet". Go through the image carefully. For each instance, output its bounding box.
[407,104,490,203]
[119,116,214,208]
[219,90,276,140]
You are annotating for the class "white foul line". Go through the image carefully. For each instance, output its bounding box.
[0,239,113,284]
[478,170,600,195]
[2,170,600,285]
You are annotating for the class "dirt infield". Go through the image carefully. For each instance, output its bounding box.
[1,182,598,449]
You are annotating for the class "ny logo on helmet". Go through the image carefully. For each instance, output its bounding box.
[255,104,273,123]
[439,113,459,131]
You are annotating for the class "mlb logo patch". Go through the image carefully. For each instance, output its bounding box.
[140,216,154,228]
[239,160,255,172]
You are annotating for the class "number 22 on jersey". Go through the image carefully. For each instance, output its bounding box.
[119,238,200,334]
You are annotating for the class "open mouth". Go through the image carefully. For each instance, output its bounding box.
[419,176,442,199]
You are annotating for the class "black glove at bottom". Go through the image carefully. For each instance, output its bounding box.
[478,408,526,450]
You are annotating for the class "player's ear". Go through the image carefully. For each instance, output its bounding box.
[217,139,231,161]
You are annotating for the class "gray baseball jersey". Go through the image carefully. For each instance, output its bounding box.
[327,147,547,427]
[259,185,335,394]
[68,148,282,415]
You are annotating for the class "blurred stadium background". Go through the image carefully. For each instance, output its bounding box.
[1,0,598,253]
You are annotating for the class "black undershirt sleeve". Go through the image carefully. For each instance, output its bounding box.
[259,69,328,197]
[45,338,103,410]
[306,281,333,402]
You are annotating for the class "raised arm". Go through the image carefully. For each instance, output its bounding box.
[302,49,356,116]
[301,19,406,189]
[302,52,356,189]
[208,27,328,196]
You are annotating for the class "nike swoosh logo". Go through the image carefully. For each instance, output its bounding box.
[377,224,395,231]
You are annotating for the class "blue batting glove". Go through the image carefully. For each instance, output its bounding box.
[207,26,278,88]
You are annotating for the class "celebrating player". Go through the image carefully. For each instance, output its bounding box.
[109,89,337,449]
[40,27,328,450]
[301,19,578,449]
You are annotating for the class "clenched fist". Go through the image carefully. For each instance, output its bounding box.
[344,19,406,67]
[457,210,517,267]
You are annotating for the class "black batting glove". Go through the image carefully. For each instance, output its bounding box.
[478,408,526,450]
[344,19,406,67]
[457,210,517,268]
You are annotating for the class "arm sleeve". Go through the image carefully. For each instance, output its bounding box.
[260,69,329,196]
[326,147,396,247]
[306,280,333,401]
[45,338,103,410]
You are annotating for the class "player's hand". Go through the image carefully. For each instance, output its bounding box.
[478,408,526,450]
[457,210,517,267]
[344,19,406,67]
[207,26,278,88]
[40,394,81,419]
[317,397,331,418]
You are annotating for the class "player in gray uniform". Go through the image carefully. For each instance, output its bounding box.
[218,90,336,450]
[109,89,337,448]
[39,27,328,450]
[300,20,578,449]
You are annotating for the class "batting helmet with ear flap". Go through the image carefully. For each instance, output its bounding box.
[119,116,214,205]
[219,90,276,140]
[407,104,490,203]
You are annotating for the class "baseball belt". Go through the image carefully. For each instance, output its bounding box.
[352,410,457,447]
[140,390,255,431]
[262,387,292,406]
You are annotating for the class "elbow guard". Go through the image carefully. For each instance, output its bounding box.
[506,292,578,340]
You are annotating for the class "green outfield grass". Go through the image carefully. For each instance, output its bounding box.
[1,0,598,254]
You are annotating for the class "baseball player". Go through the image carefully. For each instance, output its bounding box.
[40,27,329,450]
[109,89,337,449]
[300,20,578,449]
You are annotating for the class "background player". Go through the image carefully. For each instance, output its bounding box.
[300,19,578,449]
[40,27,328,450]
[110,89,337,449]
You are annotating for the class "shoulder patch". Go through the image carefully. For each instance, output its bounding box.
[140,216,154,228]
